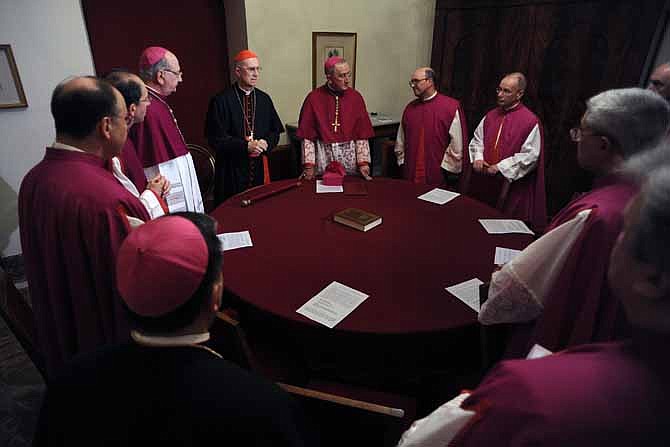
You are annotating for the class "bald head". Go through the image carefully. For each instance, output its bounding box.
[410,66,437,100]
[648,63,670,101]
[497,72,526,109]
[51,76,125,139]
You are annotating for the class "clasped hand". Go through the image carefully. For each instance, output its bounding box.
[147,174,170,197]
[473,160,499,175]
[248,139,268,157]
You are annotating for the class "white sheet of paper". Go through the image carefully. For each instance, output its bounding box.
[145,160,187,213]
[446,278,484,313]
[217,231,253,251]
[296,281,369,328]
[418,188,460,205]
[316,180,343,193]
[494,247,522,265]
[526,344,553,359]
[478,219,534,235]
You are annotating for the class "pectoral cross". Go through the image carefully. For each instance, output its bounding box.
[331,118,340,133]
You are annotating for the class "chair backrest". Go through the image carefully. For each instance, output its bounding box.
[460,169,510,211]
[380,140,402,178]
[211,310,413,421]
[187,143,216,199]
[0,265,45,378]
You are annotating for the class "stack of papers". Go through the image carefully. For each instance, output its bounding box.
[494,247,522,265]
[316,180,343,193]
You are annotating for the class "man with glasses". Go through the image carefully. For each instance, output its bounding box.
[479,88,670,357]
[130,46,204,213]
[106,71,170,219]
[468,72,546,231]
[647,62,670,102]
[298,56,374,180]
[18,76,151,376]
[205,50,284,204]
[394,66,467,187]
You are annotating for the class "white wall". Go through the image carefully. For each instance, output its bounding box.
[244,0,436,140]
[0,0,95,256]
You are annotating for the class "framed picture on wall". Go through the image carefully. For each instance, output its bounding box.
[312,32,357,90]
[0,44,28,109]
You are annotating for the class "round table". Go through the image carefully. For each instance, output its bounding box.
[211,177,533,335]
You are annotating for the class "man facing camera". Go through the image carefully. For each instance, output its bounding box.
[395,67,467,187]
[297,56,374,180]
[468,72,546,231]
[206,49,284,204]
[34,213,309,446]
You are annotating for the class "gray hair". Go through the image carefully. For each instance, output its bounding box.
[583,88,670,159]
[139,57,170,82]
[326,58,348,76]
[630,163,670,282]
[505,72,527,91]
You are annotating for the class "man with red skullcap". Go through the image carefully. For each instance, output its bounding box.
[205,49,284,204]
[129,46,204,213]
[34,212,311,446]
[297,56,374,180]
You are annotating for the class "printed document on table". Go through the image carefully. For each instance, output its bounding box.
[479,219,534,235]
[316,180,343,193]
[217,231,253,251]
[494,247,522,265]
[297,281,369,328]
[418,188,460,205]
[446,278,484,313]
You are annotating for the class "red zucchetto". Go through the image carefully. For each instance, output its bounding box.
[116,216,209,317]
[234,49,258,62]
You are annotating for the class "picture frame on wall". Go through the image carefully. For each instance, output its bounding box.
[312,32,357,90]
[0,44,28,109]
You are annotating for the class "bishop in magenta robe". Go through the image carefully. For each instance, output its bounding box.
[297,57,374,179]
[19,148,150,376]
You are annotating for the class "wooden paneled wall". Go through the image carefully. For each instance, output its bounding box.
[431,0,667,215]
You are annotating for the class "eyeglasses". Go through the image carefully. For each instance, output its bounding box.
[139,96,151,104]
[409,78,427,87]
[335,72,352,79]
[243,66,262,73]
[161,68,183,79]
[569,127,597,142]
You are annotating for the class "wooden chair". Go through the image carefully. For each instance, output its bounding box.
[0,265,45,379]
[460,168,511,211]
[210,310,416,446]
[380,140,402,178]
[186,143,216,211]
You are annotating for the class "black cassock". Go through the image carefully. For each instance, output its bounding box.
[205,84,284,205]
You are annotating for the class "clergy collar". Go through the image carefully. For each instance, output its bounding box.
[146,85,167,101]
[325,82,345,97]
[52,141,85,153]
[131,329,210,347]
[236,83,254,96]
[421,91,438,102]
[501,101,522,113]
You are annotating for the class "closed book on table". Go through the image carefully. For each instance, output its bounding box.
[333,208,382,232]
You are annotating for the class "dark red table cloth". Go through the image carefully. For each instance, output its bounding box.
[210,178,533,335]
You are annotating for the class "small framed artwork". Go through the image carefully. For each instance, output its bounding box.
[312,32,357,90]
[0,44,28,109]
